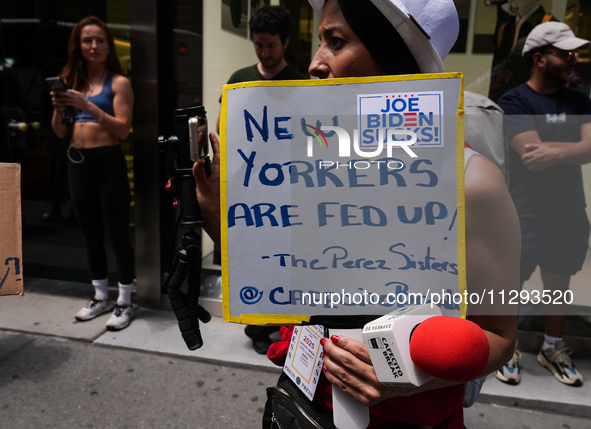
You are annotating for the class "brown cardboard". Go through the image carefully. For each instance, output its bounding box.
[0,163,23,296]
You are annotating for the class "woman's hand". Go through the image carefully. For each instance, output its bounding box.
[53,89,89,111]
[321,335,418,406]
[50,90,68,110]
[50,90,72,138]
[193,132,221,249]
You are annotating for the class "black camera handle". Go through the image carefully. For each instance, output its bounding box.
[161,224,211,350]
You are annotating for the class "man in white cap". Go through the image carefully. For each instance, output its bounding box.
[496,21,591,387]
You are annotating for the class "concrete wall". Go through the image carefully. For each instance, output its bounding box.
[200,0,258,256]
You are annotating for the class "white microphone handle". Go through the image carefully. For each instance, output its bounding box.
[329,328,370,429]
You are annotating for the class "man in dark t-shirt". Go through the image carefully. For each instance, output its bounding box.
[496,21,591,387]
[216,5,307,134]
[217,5,307,355]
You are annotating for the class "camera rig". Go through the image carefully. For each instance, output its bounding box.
[158,106,212,350]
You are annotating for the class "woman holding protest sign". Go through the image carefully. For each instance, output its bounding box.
[193,0,520,427]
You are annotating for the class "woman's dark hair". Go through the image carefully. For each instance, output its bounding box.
[60,16,122,90]
[250,5,291,43]
[337,0,420,75]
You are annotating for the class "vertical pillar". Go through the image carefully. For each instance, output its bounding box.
[129,0,163,308]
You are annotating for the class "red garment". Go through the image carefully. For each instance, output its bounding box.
[268,326,465,429]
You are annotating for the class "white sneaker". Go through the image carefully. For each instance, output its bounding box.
[75,298,115,321]
[494,350,522,385]
[538,341,583,386]
[106,304,135,331]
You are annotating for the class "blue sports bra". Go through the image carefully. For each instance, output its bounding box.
[74,73,116,123]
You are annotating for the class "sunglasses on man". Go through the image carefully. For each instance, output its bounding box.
[542,50,579,61]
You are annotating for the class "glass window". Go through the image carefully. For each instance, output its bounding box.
[0,0,132,283]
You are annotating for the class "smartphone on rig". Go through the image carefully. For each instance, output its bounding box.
[45,76,75,124]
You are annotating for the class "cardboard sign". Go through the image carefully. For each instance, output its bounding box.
[220,74,465,324]
[0,163,24,296]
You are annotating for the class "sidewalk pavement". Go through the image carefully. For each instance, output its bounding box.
[1,281,590,421]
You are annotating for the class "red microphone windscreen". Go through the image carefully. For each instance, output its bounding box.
[409,316,489,383]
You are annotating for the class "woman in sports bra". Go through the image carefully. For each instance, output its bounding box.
[50,16,136,331]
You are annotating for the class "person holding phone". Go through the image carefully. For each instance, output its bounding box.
[50,16,136,330]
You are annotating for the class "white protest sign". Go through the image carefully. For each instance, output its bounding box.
[220,74,465,325]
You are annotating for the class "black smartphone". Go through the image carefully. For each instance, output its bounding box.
[46,76,75,124]
[45,76,69,92]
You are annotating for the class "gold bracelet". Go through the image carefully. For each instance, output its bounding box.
[97,110,105,124]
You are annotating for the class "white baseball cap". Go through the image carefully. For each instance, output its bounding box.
[308,0,459,73]
[522,21,590,56]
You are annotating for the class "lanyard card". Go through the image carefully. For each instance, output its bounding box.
[283,325,325,400]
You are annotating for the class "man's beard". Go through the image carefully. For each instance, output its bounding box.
[543,61,570,86]
[261,56,282,70]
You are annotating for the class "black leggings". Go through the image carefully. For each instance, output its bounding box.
[68,145,135,284]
